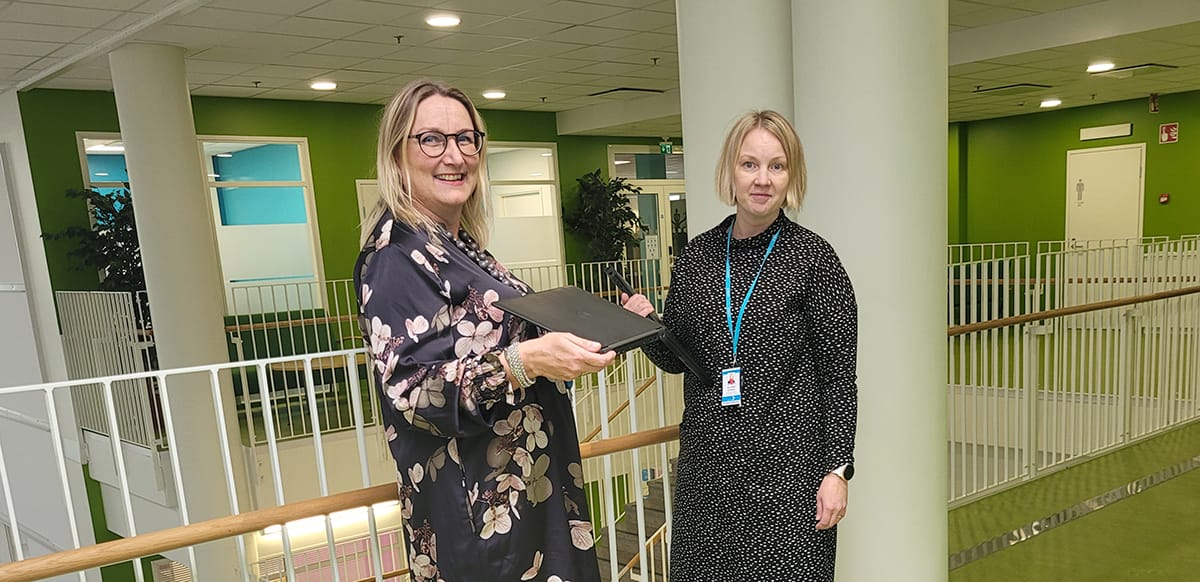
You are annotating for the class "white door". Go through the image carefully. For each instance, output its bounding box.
[1065,144,1144,246]
[355,179,380,225]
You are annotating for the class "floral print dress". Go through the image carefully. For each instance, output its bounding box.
[355,212,600,582]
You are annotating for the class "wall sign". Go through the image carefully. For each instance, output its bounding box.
[1159,123,1179,144]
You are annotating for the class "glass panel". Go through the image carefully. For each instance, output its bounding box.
[628,192,661,260]
[205,142,303,182]
[491,184,555,218]
[85,153,129,183]
[669,192,688,255]
[613,152,685,180]
[216,186,308,225]
[488,146,555,181]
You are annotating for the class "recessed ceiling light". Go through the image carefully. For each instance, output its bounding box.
[426,14,461,27]
[1087,62,1115,73]
[1040,98,1062,108]
[311,81,337,91]
[481,90,506,99]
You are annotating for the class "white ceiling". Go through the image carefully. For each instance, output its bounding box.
[1,0,1198,136]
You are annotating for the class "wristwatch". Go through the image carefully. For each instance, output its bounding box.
[830,463,855,482]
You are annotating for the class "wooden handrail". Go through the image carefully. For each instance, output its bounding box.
[0,424,682,581]
[225,313,358,334]
[618,523,669,579]
[948,284,1200,336]
[581,375,658,443]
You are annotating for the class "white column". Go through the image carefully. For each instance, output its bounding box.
[792,2,948,581]
[109,44,247,578]
[1,90,100,581]
[676,0,794,235]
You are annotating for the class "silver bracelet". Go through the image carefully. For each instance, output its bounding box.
[504,343,535,388]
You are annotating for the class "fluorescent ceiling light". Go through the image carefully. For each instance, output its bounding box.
[1040,98,1062,108]
[1087,62,1115,73]
[613,160,631,165]
[216,153,233,158]
[530,172,543,177]
[669,194,681,201]
[94,172,109,177]
[86,144,125,153]
[540,152,553,157]
[481,90,506,99]
[426,14,460,27]
[310,81,337,91]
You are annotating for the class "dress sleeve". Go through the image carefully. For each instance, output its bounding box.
[808,243,859,470]
[640,254,688,375]
[358,236,529,439]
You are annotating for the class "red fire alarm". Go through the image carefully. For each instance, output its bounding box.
[1159,192,1170,204]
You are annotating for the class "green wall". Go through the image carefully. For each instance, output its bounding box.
[958,89,1200,245]
[556,135,666,263]
[16,89,624,291]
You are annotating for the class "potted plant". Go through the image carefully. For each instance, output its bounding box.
[563,169,642,262]
[44,186,150,327]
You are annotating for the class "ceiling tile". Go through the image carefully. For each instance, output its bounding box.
[540,25,631,45]
[601,31,675,51]
[264,17,374,39]
[493,39,584,58]
[190,84,272,98]
[523,1,629,25]
[220,32,331,53]
[0,54,37,69]
[435,0,557,17]
[30,0,144,9]
[0,2,125,27]
[468,17,567,38]
[190,47,299,65]
[557,44,644,62]
[307,39,402,59]
[299,0,420,24]
[340,58,433,74]
[0,22,89,43]
[167,7,289,31]
[133,24,252,48]
[427,33,525,52]
[204,0,327,14]
[588,9,677,33]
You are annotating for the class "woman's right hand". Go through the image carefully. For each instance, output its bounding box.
[519,332,616,380]
[620,293,658,318]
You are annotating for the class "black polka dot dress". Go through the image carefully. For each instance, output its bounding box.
[642,211,858,581]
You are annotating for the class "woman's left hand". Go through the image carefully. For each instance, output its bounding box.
[814,473,848,530]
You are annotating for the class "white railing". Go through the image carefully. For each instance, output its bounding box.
[947,286,1200,504]
[0,347,674,582]
[56,291,160,449]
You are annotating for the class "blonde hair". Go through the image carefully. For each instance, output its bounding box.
[714,110,806,210]
[362,79,492,248]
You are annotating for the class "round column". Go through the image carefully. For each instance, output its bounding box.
[791,1,949,580]
[109,43,248,578]
[676,0,794,235]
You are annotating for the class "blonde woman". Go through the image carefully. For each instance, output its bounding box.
[623,110,859,581]
[355,80,611,582]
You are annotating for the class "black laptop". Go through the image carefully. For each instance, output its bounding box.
[495,286,710,382]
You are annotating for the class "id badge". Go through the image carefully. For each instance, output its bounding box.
[720,367,742,406]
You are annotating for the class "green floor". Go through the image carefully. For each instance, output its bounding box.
[950,420,1200,581]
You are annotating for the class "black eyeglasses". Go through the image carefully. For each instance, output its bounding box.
[408,130,485,157]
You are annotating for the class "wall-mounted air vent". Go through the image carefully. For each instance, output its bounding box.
[1091,63,1177,79]
[587,87,666,97]
[972,83,1051,96]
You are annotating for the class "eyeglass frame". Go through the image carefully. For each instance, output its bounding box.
[407,130,486,157]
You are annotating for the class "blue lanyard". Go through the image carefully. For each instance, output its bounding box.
[725,225,782,363]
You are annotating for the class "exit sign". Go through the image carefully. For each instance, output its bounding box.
[659,142,673,154]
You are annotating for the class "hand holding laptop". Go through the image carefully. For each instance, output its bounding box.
[515,332,616,381]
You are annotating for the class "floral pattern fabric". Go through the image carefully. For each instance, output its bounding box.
[355,212,600,582]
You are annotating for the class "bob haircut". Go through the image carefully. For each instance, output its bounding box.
[362,79,492,248]
[714,110,806,210]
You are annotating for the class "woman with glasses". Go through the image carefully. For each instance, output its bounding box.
[355,80,612,582]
